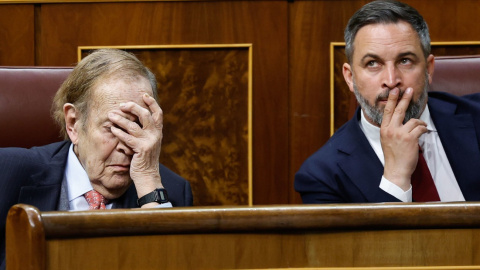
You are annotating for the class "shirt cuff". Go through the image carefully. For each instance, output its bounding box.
[153,202,173,208]
[379,176,412,202]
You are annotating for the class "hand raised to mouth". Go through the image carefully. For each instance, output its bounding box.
[380,87,428,191]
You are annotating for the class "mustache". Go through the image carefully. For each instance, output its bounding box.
[376,88,406,103]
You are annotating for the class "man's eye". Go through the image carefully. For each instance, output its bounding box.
[104,124,122,132]
[400,58,411,65]
[366,60,377,67]
[114,124,129,133]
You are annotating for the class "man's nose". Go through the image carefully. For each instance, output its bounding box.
[382,64,402,89]
[116,140,134,156]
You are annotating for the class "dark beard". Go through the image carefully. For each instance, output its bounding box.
[352,74,429,126]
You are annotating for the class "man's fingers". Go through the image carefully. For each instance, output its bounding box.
[108,94,163,154]
[143,94,161,113]
[390,87,414,125]
[409,124,428,139]
[110,125,135,148]
[143,94,163,124]
[381,88,399,127]
[118,101,155,129]
[109,111,142,134]
[118,94,162,129]
[403,119,428,138]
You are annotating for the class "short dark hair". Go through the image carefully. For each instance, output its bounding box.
[52,48,158,139]
[344,0,430,63]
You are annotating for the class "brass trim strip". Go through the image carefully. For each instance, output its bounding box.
[247,43,253,206]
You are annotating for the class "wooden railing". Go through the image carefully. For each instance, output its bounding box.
[6,202,480,269]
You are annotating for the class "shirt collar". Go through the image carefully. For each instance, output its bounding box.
[418,105,437,133]
[65,143,93,201]
[360,110,381,144]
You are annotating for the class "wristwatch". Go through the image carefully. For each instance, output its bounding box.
[137,188,169,206]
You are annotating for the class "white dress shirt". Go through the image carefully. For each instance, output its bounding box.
[64,144,172,210]
[359,105,465,202]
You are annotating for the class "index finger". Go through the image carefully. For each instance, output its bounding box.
[143,93,163,122]
[381,88,400,128]
[389,87,414,126]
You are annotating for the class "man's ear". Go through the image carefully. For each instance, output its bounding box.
[342,63,355,93]
[64,103,80,144]
[426,54,435,84]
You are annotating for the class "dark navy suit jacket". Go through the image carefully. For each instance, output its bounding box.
[295,92,480,204]
[0,141,193,269]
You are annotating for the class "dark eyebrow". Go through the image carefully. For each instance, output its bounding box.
[397,52,419,60]
[360,53,380,63]
[360,52,419,64]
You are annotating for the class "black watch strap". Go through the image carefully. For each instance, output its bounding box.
[137,188,169,207]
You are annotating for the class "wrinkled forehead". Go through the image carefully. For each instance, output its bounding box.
[352,22,422,56]
[89,74,153,115]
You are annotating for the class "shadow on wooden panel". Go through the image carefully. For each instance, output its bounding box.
[330,41,480,135]
[79,45,252,206]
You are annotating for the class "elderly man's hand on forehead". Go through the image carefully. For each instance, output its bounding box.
[107,93,165,205]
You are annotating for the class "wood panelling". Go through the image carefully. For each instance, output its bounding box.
[36,1,289,205]
[45,230,480,268]
[332,44,480,133]
[8,203,480,269]
[288,0,480,204]
[2,0,480,205]
[289,1,368,204]
[0,5,34,65]
[79,46,252,206]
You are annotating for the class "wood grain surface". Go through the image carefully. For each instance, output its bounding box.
[7,203,480,269]
[2,0,480,205]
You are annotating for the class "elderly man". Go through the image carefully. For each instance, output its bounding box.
[295,0,480,203]
[0,49,193,268]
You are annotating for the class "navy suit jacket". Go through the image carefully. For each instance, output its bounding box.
[295,92,480,204]
[0,141,193,269]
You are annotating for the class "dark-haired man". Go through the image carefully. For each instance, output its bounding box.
[295,0,480,203]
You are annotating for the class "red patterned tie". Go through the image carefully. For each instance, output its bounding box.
[411,146,440,202]
[84,190,109,210]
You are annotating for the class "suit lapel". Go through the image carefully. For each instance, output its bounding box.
[16,141,140,211]
[429,97,480,200]
[336,111,400,202]
[18,181,62,211]
[18,142,70,211]
[333,95,480,202]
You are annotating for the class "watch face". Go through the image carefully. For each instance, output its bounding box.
[157,190,167,201]
[137,189,169,206]
[156,189,169,203]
